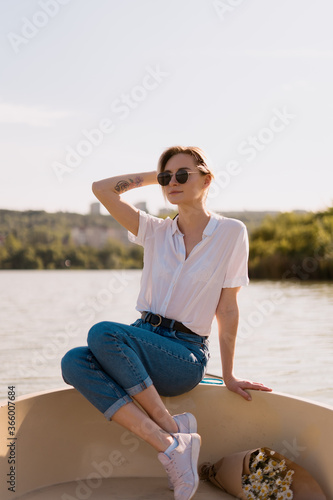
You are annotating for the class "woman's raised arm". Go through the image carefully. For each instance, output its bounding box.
[92,171,158,236]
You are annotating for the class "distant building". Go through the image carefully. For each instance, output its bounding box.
[135,202,148,213]
[90,202,100,215]
[71,226,128,248]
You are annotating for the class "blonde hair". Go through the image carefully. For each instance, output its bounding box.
[157,146,214,178]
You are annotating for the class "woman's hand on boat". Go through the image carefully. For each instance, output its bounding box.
[224,376,272,401]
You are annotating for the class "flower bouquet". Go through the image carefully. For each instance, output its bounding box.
[242,448,294,499]
[199,447,326,499]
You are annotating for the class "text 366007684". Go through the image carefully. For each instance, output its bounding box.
[7,386,16,493]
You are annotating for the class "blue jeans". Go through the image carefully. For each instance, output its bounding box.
[61,318,210,420]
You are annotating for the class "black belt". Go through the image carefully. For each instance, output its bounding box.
[141,311,197,336]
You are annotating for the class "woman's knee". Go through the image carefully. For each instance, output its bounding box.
[61,347,88,384]
[87,321,107,352]
[87,321,124,352]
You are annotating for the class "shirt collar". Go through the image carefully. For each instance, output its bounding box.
[171,215,181,235]
[171,212,219,237]
[203,213,219,237]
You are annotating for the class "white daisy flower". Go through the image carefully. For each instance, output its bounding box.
[279,459,287,471]
[255,469,263,480]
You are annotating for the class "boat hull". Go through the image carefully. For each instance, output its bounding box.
[0,383,332,499]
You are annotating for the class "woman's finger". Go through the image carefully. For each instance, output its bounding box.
[235,386,252,401]
[251,383,272,391]
[243,381,272,391]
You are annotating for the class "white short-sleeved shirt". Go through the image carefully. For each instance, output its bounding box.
[128,210,249,337]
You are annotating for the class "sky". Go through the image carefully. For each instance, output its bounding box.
[0,0,332,216]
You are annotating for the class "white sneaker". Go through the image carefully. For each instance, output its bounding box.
[167,413,198,490]
[158,432,201,500]
[173,412,197,434]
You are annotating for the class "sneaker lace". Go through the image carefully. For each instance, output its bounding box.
[164,460,180,479]
[164,458,192,487]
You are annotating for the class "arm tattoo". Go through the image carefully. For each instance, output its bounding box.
[115,176,144,194]
[115,180,130,193]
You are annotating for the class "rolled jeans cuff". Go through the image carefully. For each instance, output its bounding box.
[126,375,153,396]
[103,376,153,420]
[104,394,133,420]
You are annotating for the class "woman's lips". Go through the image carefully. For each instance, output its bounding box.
[168,190,182,194]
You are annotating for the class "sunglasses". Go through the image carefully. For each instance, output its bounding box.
[157,168,200,186]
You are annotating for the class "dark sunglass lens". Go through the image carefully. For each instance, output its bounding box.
[157,172,171,186]
[175,170,189,184]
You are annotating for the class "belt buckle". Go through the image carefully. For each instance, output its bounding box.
[151,314,162,327]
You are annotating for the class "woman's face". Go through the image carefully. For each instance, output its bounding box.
[163,153,211,206]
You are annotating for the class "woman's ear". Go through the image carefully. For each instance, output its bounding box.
[204,174,212,189]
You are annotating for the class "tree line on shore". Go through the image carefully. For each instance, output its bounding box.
[248,207,333,280]
[0,208,332,280]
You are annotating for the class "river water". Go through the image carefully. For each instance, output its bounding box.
[0,270,332,406]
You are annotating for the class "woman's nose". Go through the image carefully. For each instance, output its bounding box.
[169,172,178,184]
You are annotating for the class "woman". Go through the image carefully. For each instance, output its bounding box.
[61,145,271,500]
